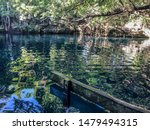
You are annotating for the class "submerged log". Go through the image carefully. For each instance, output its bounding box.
[51,71,150,113]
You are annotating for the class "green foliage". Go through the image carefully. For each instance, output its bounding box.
[0,0,149,32]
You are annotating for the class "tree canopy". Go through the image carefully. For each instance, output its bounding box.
[0,0,149,34]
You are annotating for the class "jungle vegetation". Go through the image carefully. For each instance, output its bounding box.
[0,0,149,36]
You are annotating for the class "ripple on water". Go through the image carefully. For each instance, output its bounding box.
[0,35,150,111]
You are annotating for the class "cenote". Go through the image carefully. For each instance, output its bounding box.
[0,34,150,113]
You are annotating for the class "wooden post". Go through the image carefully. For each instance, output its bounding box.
[63,80,72,108]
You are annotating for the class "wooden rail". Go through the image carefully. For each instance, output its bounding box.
[50,71,150,113]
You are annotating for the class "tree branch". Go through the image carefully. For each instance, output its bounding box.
[135,4,150,10]
[72,4,150,23]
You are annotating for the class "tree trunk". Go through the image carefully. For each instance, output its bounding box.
[4,2,12,32]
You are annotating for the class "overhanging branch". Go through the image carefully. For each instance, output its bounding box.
[72,4,150,23]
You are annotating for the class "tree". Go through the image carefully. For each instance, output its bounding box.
[0,0,149,34]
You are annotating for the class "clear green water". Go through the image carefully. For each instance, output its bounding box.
[0,34,150,112]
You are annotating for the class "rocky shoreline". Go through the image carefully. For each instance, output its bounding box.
[0,27,149,39]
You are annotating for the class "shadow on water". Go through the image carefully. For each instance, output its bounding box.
[0,34,150,112]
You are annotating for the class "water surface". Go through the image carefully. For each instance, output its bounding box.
[0,34,150,112]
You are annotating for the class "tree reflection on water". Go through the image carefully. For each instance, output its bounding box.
[0,35,150,112]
